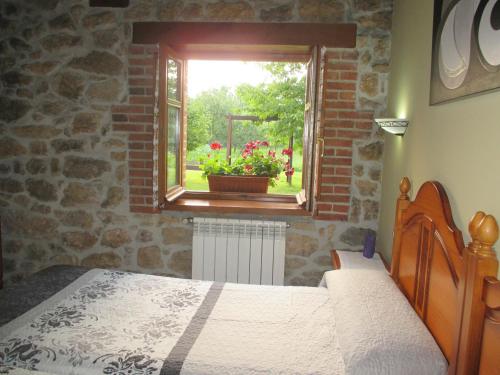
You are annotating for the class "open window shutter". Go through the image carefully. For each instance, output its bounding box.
[158,45,187,204]
[298,46,324,213]
[312,47,327,217]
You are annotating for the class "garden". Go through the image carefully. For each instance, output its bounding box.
[185,62,306,195]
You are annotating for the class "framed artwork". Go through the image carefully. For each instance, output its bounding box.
[430,0,500,104]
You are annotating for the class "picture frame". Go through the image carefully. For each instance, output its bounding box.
[430,0,500,105]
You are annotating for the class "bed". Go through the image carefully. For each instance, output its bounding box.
[0,178,499,375]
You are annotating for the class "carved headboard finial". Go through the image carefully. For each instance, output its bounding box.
[468,211,499,257]
[399,177,411,199]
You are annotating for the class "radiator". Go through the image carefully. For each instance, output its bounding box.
[191,218,287,285]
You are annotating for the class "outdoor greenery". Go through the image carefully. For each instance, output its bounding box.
[186,62,306,194]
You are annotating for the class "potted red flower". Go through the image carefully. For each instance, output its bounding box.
[199,140,294,193]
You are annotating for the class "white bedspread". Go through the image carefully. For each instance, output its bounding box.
[0,269,344,375]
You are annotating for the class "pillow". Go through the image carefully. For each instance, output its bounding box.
[324,269,448,375]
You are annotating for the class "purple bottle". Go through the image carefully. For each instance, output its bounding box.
[363,232,376,258]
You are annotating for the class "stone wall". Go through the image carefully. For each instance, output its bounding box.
[0,0,392,286]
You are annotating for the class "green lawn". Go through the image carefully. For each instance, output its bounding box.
[185,169,302,195]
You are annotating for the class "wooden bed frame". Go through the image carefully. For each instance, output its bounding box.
[391,177,499,375]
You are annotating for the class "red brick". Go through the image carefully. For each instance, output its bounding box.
[129,160,153,168]
[323,157,351,166]
[323,129,337,138]
[326,71,340,81]
[335,167,352,175]
[335,148,352,157]
[129,151,152,160]
[355,121,374,130]
[328,139,352,148]
[129,87,145,95]
[341,50,358,60]
[325,120,354,129]
[112,105,144,114]
[130,187,152,195]
[320,186,334,194]
[332,100,355,110]
[324,92,340,101]
[333,204,349,213]
[129,78,154,87]
[331,176,352,185]
[130,178,146,186]
[129,133,153,141]
[129,169,151,177]
[340,71,358,81]
[130,196,146,204]
[128,114,153,123]
[337,130,371,139]
[317,203,333,211]
[128,142,145,150]
[329,62,357,71]
[339,91,356,100]
[128,67,144,76]
[112,114,128,122]
[332,195,350,203]
[113,123,144,132]
[326,82,356,91]
[321,167,335,175]
[129,96,153,105]
[129,58,154,66]
[334,186,351,195]
[129,45,145,55]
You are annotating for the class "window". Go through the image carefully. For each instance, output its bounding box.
[156,45,328,214]
[158,48,187,202]
[184,60,306,196]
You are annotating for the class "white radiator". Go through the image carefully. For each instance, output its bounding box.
[191,218,287,285]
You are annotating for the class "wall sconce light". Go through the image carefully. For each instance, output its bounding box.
[374,118,409,136]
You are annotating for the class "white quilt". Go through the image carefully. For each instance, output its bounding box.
[0,269,344,375]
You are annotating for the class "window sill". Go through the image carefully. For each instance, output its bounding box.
[162,191,310,216]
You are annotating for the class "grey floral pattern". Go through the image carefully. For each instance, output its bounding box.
[94,351,158,375]
[0,269,210,375]
[0,338,56,371]
[30,306,95,334]
[151,285,203,312]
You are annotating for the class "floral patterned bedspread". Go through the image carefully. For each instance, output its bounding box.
[0,268,345,375]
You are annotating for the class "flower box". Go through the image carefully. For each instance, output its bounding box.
[207,175,269,193]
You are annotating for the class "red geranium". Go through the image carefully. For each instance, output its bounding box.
[268,150,276,158]
[210,142,222,150]
[245,141,258,150]
[261,141,270,147]
[285,167,295,177]
[282,148,293,156]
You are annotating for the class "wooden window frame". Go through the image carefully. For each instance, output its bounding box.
[150,22,357,216]
[157,46,322,215]
[158,46,188,203]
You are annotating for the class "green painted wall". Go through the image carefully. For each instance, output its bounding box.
[378,0,500,275]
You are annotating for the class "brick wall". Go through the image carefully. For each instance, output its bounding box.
[114,46,380,222]
[316,50,375,220]
[112,45,157,213]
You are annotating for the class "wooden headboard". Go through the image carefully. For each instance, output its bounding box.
[390,178,499,375]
